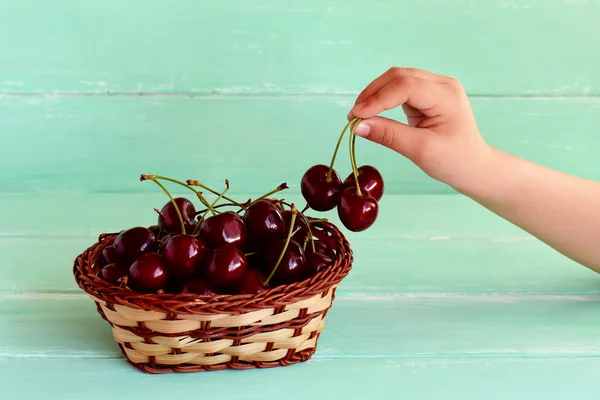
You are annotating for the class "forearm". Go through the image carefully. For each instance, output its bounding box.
[454,146,600,273]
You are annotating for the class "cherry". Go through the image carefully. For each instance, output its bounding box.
[158,197,196,234]
[128,252,170,294]
[282,209,309,243]
[343,165,384,201]
[99,263,129,286]
[243,199,285,247]
[199,211,246,249]
[267,199,284,211]
[113,227,156,263]
[263,239,308,285]
[180,277,220,295]
[162,234,208,279]
[245,251,266,271]
[305,250,333,276]
[300,164,343,211]
[311,240,334,258]
[337,187,379,232]
[101,245,120,265]
[203,244,248,288]
[235,268,268,294]
[311,228,337,251]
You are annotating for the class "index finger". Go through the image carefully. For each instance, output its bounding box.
[352,67,451,109]
[350,76,452,120]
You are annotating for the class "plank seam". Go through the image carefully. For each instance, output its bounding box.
[1,93,599,100]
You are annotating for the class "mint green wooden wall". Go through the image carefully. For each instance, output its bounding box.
[2,1,600,398]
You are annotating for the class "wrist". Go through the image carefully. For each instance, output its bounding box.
[446,143,506,201]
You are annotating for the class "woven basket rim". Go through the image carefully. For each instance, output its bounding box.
[73,220,353,315]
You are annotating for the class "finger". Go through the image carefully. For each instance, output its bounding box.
[352,116,429,161]
[402,103,423,117]
[351,67,451,112]
[351,76,450,119]
[402,104,425,127]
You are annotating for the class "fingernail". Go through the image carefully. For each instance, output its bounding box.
[353,122,370,137]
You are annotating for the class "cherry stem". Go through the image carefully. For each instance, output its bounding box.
[140,175,186,235]
[301,203,310,214]
[186,179,247,209]
[279,199,315,252]
[264,204,297,285]
[194,200,251,216]
[245,251,258,257]
[240,183,289,212]
[328,117,361,181]
[143,174,211,210]
[349,119,362,197]
[193,180,230,235]
[308,218,328,224]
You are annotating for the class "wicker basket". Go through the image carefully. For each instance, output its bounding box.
[73,221,352,374]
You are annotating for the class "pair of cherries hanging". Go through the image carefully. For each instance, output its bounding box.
[300,118,383,232]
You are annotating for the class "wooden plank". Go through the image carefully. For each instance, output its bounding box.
[2,192,597,295]
[1,233,597,295]
[2,296,600,358]
[2,357,599,399]
[1,97,600,195]
[0,1,599,95]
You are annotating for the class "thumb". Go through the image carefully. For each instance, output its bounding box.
[352,116,427,161]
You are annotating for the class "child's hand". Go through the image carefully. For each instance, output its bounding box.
[347,67,493,192]
[348,67,600,273]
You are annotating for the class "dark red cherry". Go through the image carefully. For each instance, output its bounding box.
[180,277,220,296]
[281,209,310,243]
[158,197,197,234]
[312,240,334,258]
[128,253,170,294]
[113,227,156,263]
[245,251,266,271]
[300,164,343,211]
[243,200,285,247]
[199,211,246,249]
[265,198,284,211]
[203,244,248,288]
[162,234,208,279]
[344,165,384,201]
[311,228,337,251]
[235,268,269,294]
[99,263,129,286]
[264,239,308,285]
[337,187,379,232]
[101,246,120,265]
[305,250,333,276]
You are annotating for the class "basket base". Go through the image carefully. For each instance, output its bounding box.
[116,343,319,374]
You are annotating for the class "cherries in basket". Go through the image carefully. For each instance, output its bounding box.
[301,118,383,232]
[95,175,337,295]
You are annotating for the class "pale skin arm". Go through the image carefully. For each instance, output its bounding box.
[347,67,600,273]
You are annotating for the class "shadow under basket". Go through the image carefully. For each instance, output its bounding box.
[73,221,353,374]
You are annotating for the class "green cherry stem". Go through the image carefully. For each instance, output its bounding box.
[194,200,251,216]
[192,180,230,235]
[328,117,361,181]
[349,119,362,197]
[186,179,247,209]
[264,204,298,285]
[237,183,289,213]
[140,174,186,235]
[144,174,211,209]
[279,200,316,252]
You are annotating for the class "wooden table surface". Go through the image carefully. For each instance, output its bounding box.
[2,1,600,399]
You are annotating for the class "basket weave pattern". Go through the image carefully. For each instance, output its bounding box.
[73,222,352,373]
